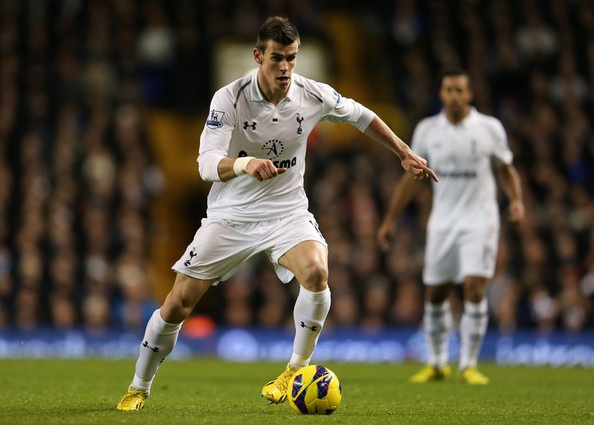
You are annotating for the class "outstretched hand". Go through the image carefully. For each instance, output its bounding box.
[401,154,438,182]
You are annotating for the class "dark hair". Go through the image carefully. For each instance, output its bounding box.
[256,16,301,52]
[438,68,471,89]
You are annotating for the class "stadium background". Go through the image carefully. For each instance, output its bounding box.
[0,0,593,363]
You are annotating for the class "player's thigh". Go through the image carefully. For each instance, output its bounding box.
[423,229,459,284]
[172,218,257,283]
[458,226,499,280]
[267,212,328,286]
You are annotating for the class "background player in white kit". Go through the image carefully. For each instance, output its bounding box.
[116,16,437,410]
[377,69,524,385]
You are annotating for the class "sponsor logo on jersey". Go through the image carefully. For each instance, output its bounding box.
[273,157,297,169]
[261,139,284,159]
[238,137,299,171]
[262,140,298,169]
[206,110,225,128]
[433,169,477,178]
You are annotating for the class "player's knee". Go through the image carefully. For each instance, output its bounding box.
[426,283,451,304]
[301,263,328,292]
[464,277,487,302]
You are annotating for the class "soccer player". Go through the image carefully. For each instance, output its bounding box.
[377,69,524,385]
[116,16,437,410]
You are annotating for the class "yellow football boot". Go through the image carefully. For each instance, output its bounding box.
[261,364,298,404]
[115,387,148,411]
[459,367,489,385]
[409,364,452,383]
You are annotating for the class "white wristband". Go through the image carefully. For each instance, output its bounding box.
[233,156,254,176]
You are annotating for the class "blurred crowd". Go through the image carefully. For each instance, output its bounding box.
[1,0,593,334]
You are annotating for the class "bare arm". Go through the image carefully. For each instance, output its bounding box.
[376,173,420,251]
[496,164,525,224]
[364,116,438,182]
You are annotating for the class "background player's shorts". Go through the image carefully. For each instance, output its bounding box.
[172,210,327,285]
[423,226,499,285]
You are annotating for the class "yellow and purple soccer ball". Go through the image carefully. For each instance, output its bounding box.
[287,365,342,415]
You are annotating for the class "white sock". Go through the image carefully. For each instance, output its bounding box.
[131,309,182,394]
[423,301,452,367]
[289,286,331,367]
[459,299,488,370]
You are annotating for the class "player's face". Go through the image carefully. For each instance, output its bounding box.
[254,40,298,100]
[439,75,473,122]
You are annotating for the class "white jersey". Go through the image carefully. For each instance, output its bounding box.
[197,70,375,221]
[411,107,513,231]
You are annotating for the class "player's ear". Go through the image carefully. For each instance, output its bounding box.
[253,48,262,64]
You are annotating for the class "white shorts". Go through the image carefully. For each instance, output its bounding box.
[423,226,499,285]
[172,211,327,285]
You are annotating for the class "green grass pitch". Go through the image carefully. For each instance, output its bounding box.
[0,358,592,424]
